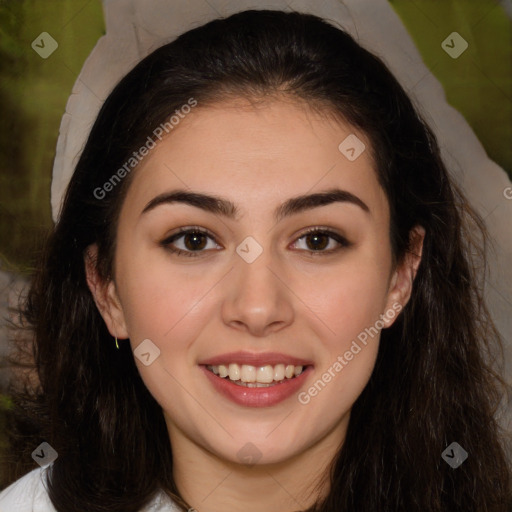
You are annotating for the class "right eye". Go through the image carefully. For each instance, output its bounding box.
[160,227,222,257]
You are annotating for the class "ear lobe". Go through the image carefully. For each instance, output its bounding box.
[382,226,425,328]
[84,244,129,339]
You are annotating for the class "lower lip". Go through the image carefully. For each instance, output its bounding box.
[201,365,313,407]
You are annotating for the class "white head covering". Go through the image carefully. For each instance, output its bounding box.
[51,0,512,424]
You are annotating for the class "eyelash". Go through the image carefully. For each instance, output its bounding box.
[160,226,351,258]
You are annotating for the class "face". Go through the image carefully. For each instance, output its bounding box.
[87,97,422,468]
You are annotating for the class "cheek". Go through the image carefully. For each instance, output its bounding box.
[293,252,390,405]
[118,266,213,414]
[116,247,212,341]
[296,256,391,345]
[295,267,386,417]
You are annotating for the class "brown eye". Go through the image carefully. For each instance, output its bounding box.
[161,227,221,257]
[304,232,330,251]
[183,232,208,251]
[292,228,351,255]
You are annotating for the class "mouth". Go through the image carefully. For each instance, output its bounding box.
[206,363,307,388]
[201,359,313,407]
[199,351,313,407]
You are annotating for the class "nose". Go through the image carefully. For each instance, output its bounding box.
[221,246,294,337]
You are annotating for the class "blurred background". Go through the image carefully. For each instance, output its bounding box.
[0,0,511,488]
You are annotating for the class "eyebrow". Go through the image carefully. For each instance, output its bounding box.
[141,187,370,221]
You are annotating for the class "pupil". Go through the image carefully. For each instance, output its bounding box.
[184,232,207,250]
[307,233,328,250]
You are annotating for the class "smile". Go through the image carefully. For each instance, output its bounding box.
[202,364,312,407]
[207,363,305,387]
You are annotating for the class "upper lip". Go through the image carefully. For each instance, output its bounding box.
[199,351,313,367]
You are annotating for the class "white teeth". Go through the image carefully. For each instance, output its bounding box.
[207,363,305,384]
[240,365,256,383]
[234,381,274,388]
[273,364,285,381]
[228,363,240,381]
[257,365,274,383]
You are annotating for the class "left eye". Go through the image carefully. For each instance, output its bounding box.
[292,229,349,253]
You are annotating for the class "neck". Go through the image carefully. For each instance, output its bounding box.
[167,418,349,512]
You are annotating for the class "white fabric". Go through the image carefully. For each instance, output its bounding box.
[0,466,180,512]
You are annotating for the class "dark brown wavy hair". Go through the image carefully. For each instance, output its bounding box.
[4,9,511,512]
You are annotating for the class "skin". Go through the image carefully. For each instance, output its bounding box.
[86,97,424,512]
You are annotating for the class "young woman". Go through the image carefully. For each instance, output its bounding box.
[1,9,510,512]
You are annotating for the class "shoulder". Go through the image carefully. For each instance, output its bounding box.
[0,466,182,512]
[0,466,55,511]
[146,491,183,512]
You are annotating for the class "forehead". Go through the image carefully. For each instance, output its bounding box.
[122,97,388,223]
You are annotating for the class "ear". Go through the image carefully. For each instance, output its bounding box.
[84,244,129,339]
[382,225,425,328]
